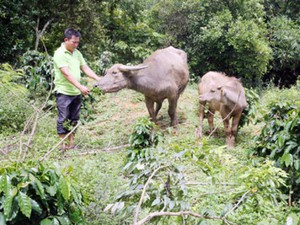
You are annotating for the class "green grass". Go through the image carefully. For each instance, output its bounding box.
[0,83,297,224]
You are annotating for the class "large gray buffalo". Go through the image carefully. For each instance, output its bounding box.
[95,46,189,128]
[197,71,247,147]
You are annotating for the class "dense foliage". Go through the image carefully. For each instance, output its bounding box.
[0,161,85,225]
[1,0,300,224]
[0,0,299,86]
[105,118,289,224]
[253,100,300,204]
[0,64,33,133]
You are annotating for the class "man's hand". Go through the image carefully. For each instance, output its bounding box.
[79,85,90,95]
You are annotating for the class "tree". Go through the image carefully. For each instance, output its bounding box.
[265,16,300,87]
[147,0,273,86]
[0,0,73,63]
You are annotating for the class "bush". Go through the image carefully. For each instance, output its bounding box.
[0,64,34,133]
[240,88,260,127]
[252,101,300,203]
[18,50,53,95]
[266,16,300,87]
[0,161,85,225]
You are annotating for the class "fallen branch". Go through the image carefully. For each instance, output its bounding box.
[79,144,129,154]
[133,166,167,224]
[18,74,54,163]
[186,181,237,186]
[39,122,81,162]
[222,190,250,219]
[136,211,232,225]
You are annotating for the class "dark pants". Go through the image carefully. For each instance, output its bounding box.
[55,93,82,134]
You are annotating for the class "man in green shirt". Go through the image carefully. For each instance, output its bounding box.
[53,28,100,150]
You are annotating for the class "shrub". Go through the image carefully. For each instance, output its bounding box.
[129,117,163,149]
[252,101,300,203]
[0,161,85,225]
[18,50,53,95]
[0,64,34,133]
[240,88,260,127]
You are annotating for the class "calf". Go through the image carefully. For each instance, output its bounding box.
[197,71,247,147]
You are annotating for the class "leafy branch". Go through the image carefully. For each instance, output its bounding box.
[132,165,234,225]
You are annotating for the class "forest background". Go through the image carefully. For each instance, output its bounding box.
[0,0,300,225]
[1,0,299,87]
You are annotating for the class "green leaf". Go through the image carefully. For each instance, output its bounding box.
[0,212,5,225]
[59,177,70,201]
[18,191,32,218]
[41,218,54,225]
[0,175,3,194]
[31,198,42,215]
[3,187,17,217]
[281,153,293,167]
[3,175,11,196]
[71,186,82,205]
[70,208,83,223]
[103,204,114,213]
[151,198,160,206]
[277,135,285,148]
[110,202,124,215]
[169,200,175,210]
[57,192,65,215]
[294,160,300,171]
[53,217,60,225]
[57,216,71,225]
[46,185,57,197]
[29,173,45,199]
[286,212,299,225]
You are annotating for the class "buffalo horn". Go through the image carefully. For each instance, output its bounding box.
[119,65,148,72]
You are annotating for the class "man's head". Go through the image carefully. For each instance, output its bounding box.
[63,28,81,53]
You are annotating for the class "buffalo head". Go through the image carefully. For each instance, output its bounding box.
[94,64,147,93]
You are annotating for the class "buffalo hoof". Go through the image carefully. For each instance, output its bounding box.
[226,136,235,148]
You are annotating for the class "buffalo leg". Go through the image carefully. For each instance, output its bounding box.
[168,96,178,127]
[221,112,232,147]
[230,112,242,147]
[207,107,215,135]
[197,101,206,138]
[145,97,156,122]
[224,120,232,147]
[154,101,163,118]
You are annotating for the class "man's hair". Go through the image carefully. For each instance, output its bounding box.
[64,28,81,39]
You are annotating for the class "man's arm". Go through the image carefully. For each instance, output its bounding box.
[81,64,101,81]
[60,67,90,95]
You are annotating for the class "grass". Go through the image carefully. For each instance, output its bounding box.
[0,83,296,224]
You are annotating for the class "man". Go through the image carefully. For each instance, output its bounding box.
[53,28,100,150]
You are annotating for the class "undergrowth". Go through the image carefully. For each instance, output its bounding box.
[1,82,300,224]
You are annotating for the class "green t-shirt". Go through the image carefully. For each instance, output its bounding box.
[53,43,87,96]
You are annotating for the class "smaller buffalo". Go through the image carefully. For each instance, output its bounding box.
[197,71,247,147]
[94,46,189,129]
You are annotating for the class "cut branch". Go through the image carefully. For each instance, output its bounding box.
[39,122,81,162]
[136,211,232,225]
[222,190,250,219]
[133,166,167,224]
[18,74,54,163]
